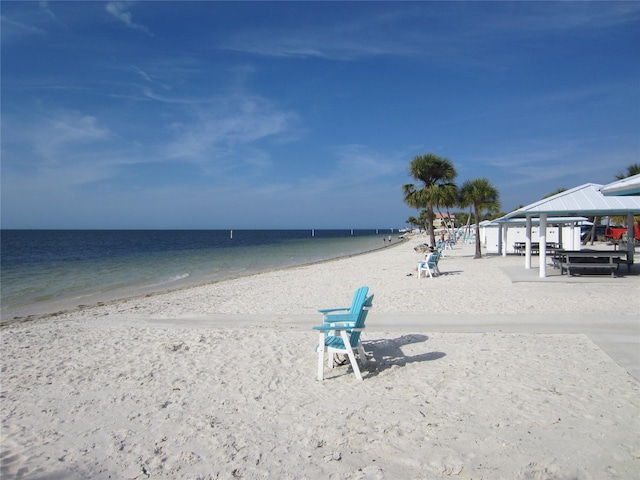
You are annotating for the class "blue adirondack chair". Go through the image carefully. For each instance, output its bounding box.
[417,251,440,278]
[313,294,374,381]
[432,251,442,275]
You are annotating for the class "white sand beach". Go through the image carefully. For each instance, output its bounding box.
[2,238,639,479]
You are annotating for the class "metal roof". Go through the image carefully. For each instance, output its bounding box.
[482,216,589,226]
[504,183,640,219]
[600,174,640,196]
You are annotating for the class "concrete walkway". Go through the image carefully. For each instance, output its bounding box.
[148,312,640,382]
[365,313,640,382]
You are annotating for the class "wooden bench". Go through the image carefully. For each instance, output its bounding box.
[554,250,626,277]
[559,261,618,277]
[514,242,560,256]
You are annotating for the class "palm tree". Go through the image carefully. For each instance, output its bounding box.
[402,153,457,247]
[459,178,500,259]
[433,182,459,240]
[615,163,640,180]
[405,216,420,232]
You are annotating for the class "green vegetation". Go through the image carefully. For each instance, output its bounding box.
[615,164,640,180]
[402,153,457,248]
[543,188,567,199]
[402,153,501,258]
[404,160,637,253]
[459,178,500,259]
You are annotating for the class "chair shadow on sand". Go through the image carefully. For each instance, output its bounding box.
[361,334,446,375]
[435,269,463,276]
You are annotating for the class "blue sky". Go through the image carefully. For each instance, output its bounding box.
[2,1,639,229]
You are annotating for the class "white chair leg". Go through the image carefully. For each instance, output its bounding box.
[328,349,335,369]
[347,349,363,381]
[356,343,367,366]
[341,331,363,381]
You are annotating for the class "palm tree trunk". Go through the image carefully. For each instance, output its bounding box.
[465,207,472,241]
[583,217,599,245]
[445,206,455,243]
[474,206,482,258]
[427,207,436,247]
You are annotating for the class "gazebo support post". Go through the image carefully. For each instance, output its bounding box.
[557,222,563,249]
[627,213,635,265]
[569,222,577,250]
[539,214,547,278]
[525,216,532,269]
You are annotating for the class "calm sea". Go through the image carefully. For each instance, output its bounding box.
[1,229,397,320]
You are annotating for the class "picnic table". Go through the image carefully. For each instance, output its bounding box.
[514,242,561,255]
[552,250,628,277]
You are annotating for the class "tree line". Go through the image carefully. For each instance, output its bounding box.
[403,155,639,257]
[402,153,500,259]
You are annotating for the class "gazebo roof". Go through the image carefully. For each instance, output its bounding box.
[504,183,640,219]
[482,216,589,227]
[600,174,640,197]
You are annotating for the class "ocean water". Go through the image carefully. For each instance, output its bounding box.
[1,229,397,319]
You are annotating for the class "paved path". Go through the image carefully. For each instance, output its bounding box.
[366,313,640,382]
[147,312,640,382]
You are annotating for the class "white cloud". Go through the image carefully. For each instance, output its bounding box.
[483,2,640,33]
[161,94,299,173]
[105,1,152,36]
[1,110,128,198]
[333,144,404,178]
[223,29,419,61]
[132,66,153,83]
[0,14,47,37]
[38,1,59,22]
[33,112,111,160]
[219,7,428,61]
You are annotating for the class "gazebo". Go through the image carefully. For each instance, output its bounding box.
[601,173,640,197]
[502,182,640,277]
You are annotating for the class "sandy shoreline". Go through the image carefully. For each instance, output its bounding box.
[2,238,639,479]
[9,235,637,321]
[0,237,409,323]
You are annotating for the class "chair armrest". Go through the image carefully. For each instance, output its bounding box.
[313,325,363,332]
[313,324,346,331]
[317,307,349,313]
[322,313,357,324]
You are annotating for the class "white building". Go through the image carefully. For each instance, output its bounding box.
[480,217,588,254]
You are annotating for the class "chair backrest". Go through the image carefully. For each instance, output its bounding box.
[349,294,374,347]
[349,286,369,314]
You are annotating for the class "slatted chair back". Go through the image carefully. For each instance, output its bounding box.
[348,294,374,348]
[348,286,369,315]
[318,285,369,319]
